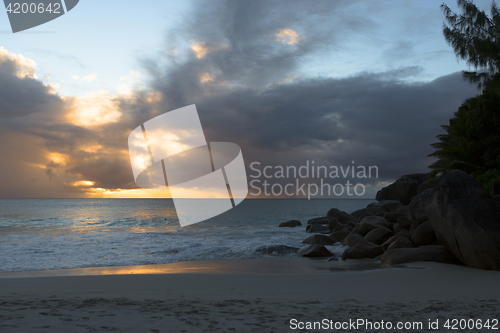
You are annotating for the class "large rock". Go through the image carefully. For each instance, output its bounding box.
[396,215,412,228]
[327,208,358,224]
[279,220,302,227]
[342,239,384,260]
[407,188,433,224]
[381,234,404,250]
[396,205,410,216]
[351,206,388,219]
[364,227,393,245]
[383,212,403,222]
[381,245,460,266]
[307,217,329,224]
[375,173,429,205]
[410,220,436,247]
[329,230,350,243]
[328,218,342,230]
[386,236,414,251]
[358,216,390,236]
[368,200,404,212]
[341,233,364,247]
[300,244,334,257]
[255,245,299,255]
[306,224,330,234]
[302,234,334,246]
[392,223,408,234]
[427,170,500,270]
[494,180,500,196]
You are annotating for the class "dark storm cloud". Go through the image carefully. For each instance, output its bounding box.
[148,70,477,185]
[135,0,479,187]
[149,0,372,107]
[0,52,64,118]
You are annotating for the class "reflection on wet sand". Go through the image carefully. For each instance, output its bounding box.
[0,257,410,279]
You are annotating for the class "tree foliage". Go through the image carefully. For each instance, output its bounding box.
[428,90,500,181]
[441,0,500,88]
[429,1,500,192]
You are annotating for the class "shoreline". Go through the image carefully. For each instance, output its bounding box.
[0,257,385,279]
[1,258,500,301]
[1,258,499,332]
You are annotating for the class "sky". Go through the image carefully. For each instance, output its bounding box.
[0,0,493,198]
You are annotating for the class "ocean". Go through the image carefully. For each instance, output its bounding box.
[0,198,374,272]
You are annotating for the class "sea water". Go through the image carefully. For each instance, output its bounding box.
[0,198,374,272]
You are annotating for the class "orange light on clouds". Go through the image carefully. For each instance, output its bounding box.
[72,180,95,187]
[79,144,103,153]
[199,72,215,84]
[275,28,301,45]
[48,152,66,165]
[66,92,121,127]
[192,42,208,59]
[81,183,231,199]
[145,129,192,158]
[191,42,228,59]
[86,187,173,198]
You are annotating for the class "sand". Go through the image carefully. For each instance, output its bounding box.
[0,257,499,332]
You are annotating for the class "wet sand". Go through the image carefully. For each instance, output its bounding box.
[0,258,499,332]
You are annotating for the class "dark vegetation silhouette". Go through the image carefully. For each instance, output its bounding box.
[429,0,500,193]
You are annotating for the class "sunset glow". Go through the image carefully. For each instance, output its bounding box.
[67,93,121,127]
[72,180,95,187]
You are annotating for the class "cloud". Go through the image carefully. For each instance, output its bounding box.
[0,47,64,119]
[0,1,481,198]
[82,73,97,82]
[66,92,121,127]
[127,0,479,195]
[275,28,301,45]
[191,42,229,59]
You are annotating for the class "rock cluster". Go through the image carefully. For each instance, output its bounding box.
[276,170,500,270]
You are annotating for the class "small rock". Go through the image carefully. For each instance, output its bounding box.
[279,220,302,227]
[255,245,299,255]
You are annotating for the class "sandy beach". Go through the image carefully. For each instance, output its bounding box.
[0,258,499,332]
